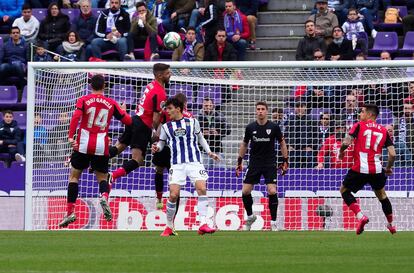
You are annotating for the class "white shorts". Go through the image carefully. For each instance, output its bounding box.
[168,162,209,186]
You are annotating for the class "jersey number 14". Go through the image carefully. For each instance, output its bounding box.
[86,107,109,130]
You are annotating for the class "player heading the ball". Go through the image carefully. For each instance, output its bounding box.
[58,74,132,228]
[152,97,219,236]
[339,104,397,235]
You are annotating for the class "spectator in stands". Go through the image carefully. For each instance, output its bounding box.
[306,86,332,109]
[340,94,358,128]
[105,0,142,16]
[38,3,71,52]
[271,107,287,133]
[223,0,250,61]
[0,0,24,34]
[314,111,333,146]
[308,0,338,38]
[166,0,195,32]
[172,26,204,61]
[354,0,378,38]
[315,121,354,169]
[404,82,414,105]
[189,0,207,29]
[56,31,86,61]
[235,0,258,50]
[90,0,130,61]
[151,0,169,35]
[0,27,28,90]
[34,40,53,61]
[380,50,392,60]
[341,8,368,55]
[402,10,414,34]
[125,2,158,61]
[382,124,412,167]
[326,26,353,60]
[313,48,326,60]
[48,111,71,161]
[72,0,97,45]
[296,20,326,61]
[197,97,231,167]
[204,29,237,61]
[12,4,40,44]
[0,110,25,164]
[395,103,414,154]
[197,0,219,46]
[349,87,365,107]
[285,101,316,168]
[33,113,47,162]
[327,0,352,25]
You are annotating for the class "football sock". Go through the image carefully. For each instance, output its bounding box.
[341,190,357,206]
[242,193,253,216]
[175,195,180,218]
[155,173,164,200]
[67,182,78,215]
[112,160,139,179]
[380,198,393,224]
[268,194,278,221]
[166,200,177,228]
[99,180,109,200]
[109,146,118,158]
[198,195,209,225]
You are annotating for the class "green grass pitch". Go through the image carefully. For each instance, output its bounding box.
[0,231,413,273]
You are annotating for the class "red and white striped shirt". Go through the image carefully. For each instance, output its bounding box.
[349,120,393,174]
[69,93,132,156]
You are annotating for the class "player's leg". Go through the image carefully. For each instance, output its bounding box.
[371,172,396,234]
[154,165,165,209]
[109,141,127,158]
[242,167,260,230]
[194,179,215,235]
[92,155,112,221]
[267,184,279,231]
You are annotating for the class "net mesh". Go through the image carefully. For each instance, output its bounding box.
[29,64,414,231]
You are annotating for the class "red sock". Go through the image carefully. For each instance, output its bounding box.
[156,191,163,200]
[349,202,361,216]
[112,167,126,180]
[386,214,393,224]
[101,192,109,201]
[67,203,75,215]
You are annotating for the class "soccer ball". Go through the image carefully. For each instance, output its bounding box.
[163,32,181,50]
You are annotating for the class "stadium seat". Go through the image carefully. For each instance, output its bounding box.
[13,111,27,130]
[32,9,47,21]
[197,85,222,106]
[0,36,3,47]
[169,84,194,103]
[61,8,80,24]
[21,86,27,104]
[91,8,102,18]
[158,50,173,59]
[0,86,18,108]
[369,32,398,54]
[400,31,414,55]
[378,6,407,30]
[394,56,413,60]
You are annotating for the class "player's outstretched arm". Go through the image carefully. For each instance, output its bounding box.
[113,101,132,126]
[385,145,396,176]
[236,141,248,177]
[279,139,289,175]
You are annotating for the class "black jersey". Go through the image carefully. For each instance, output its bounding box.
[243,120,284,166]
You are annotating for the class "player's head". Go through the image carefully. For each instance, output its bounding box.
[403,102,413,117]
[334,120,345,138]
[90,74,105,92]
[202,97,214,114]
[360,104,379,121]
[174,93,188,109]
[34,113,42,125]
[255,101,268,121]
[153,63,171,84]
[165,97,184,119]
[271,108,283,122]
[2,110,14,124]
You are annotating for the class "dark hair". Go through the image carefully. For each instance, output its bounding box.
[65,31,82,43]
[153,63,170,75]
[304,20,314,26]
[313,48,324,54]
[225,0,235,4]
[295,101,307,108]
[332,26,342,34]
[256,101,268,110]
[165,97,184,112]
[90,74,105,91]
[272,108,283,114]
[362,104,380,118]
[174,93,188,104]
[10,26,20,33]
[319,111,330,120]
[355,52,366,60]
[216,28,226,35]
[2,110,13,116]
[135,2,147,9]
[46,2,62,21]
[348,8,358,14]
[22,3,32,10]
[187,26,196,33]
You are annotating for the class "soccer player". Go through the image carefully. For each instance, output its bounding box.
[152,97,219,236]
[108,63,170,182]
[152,93,193,209]
[236,101,288,231]
[339,104,397,235]
[58,75,132,228]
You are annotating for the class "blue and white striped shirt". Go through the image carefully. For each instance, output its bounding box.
[159,117,208,165]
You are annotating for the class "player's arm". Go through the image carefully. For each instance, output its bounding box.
[384,132,396,176]
[339,133,354,160]
[195,119,219,161]
[152,125,167,153]
[236,126,250,177]
[68,99,83,149]
[316,139,328,169]
[153,112,161,130]
[113,101,132,126]
[152,94,162,130]
[276,125,288,175]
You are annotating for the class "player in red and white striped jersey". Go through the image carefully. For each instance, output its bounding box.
[339,104,397,235]
[58,75,132,228]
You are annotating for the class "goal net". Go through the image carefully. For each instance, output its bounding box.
[26,61,414,231]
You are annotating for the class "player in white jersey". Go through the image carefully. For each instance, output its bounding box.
[152,97,219,236]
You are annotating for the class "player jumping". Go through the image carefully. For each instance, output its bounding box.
[236,101,288,231]
[339,104,397,235]
[152,97,219,236]
[58,75,132,227]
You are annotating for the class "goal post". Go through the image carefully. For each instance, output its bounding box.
[25,60,414,231]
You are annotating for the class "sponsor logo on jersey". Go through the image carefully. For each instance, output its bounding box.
[252,136,270,142]
[174,127,187,137]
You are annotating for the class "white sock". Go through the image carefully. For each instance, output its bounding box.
[270,220,277,226]
[166,200,176,228]
[198,195,208,225]
[356,211,364,220]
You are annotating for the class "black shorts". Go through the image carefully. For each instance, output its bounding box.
[70,151,109,173]
[243,165,277,184]
[152,146,171,169]
[118,116,152,153]
[342,169,387,193]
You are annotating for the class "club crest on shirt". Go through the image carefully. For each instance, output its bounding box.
[174,127,187,137]
[266,129,271,135]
